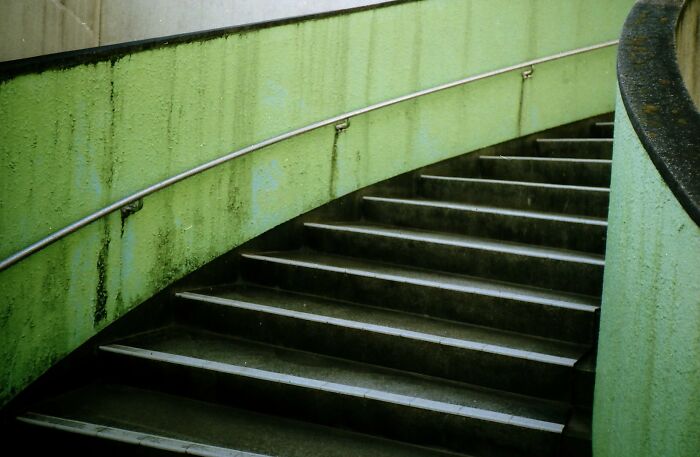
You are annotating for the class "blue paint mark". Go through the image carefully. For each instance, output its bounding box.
[261,80,290,111]
[252,159,284,226]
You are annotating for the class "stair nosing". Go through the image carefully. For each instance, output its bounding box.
[241,252,600,311]
[478,156,612,164]
[99,344,566,434]
[18,412,255,456]
[363,196,608,226]
[419,175,610,192]
[304,222,605,266]
[535,138,613,143]
[176,291,582,366]
[240,252,600,311]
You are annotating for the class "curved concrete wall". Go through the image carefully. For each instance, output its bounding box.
[676,0,700,106]
[0,0,634,407]
[593,90,700,457]
[0,0,389,62]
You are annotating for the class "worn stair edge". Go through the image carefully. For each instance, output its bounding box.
[535,138,613,143]
[101,344,565,434]
[304,222,605,267]
[418,175,610,217]
[241,252,600,315]
[478,156,612,164]
[420,176,610,194]
[174,284,589,400]
[19,386,466,457]
[18,413,256,457]
[104,325,575,428]
[303,221,605,296]
[177,291,579,367]
[239,251,599,343]
[362,196,608,253]
[364,197,608,226]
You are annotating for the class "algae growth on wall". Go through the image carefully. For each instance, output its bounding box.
[0,0,634,407]
[593,92,700,457]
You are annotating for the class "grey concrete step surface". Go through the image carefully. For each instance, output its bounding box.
[95,326,573,456]
[417,175,610,218]
[362,196,608,254]
[477,156,611,187]
[303,221,605,296]
[237,251,600,343]
[12,115,612,457]
[18,384,470,457]
[535,139,613,160]
[175,283,590,401]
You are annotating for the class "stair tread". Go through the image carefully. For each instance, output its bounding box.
[304,221,605,266]
[362,196,607,226]
[535,138,613,143]
[420,175,610,192]
[479,156,612,164]
[180,282,590,365]
[103,326,570,429]
[23,384,462,457]
[241,249,599,312]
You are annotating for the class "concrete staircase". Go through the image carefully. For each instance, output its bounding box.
[14,119,614,456]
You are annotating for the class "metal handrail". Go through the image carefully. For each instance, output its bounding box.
[0,39,618,272]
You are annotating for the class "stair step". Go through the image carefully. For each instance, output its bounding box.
[591,122,614,138]
[477,156,611,187]
[97,326,570,456]
[176,283,589,400]
[362,196,607,253]
[535,139,613,159]
[239,251,599,342]
[304,222,604,296]
[18,385,462,457]
[418,175,609,217]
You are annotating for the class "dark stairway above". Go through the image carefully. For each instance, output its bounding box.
[12,117,614,457]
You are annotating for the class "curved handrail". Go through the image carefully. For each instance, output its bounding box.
[617,0,700,225]
[0,39,618,272]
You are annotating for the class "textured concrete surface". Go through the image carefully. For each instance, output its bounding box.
[0,0,102,61]
[0,0,633,407]
[593,91,700,457]
[676,0,700,106]
[0,0,389,62]
[99,0,391,46]
[616,0,700,226]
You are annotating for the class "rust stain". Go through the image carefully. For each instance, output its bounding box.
[643,104,660,114]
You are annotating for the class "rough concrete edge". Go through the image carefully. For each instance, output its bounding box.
[0,0,419,82]
[617,0,700,226]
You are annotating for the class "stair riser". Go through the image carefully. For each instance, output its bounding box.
[574,369,595,409]
[241,256,597,343]
[363,200,607,254]
[535,142,612,159]
[12,424,171,456]
[101,351,562,457]
[304,226,604,298]
[478,160,611,187]
[176,297,575,401]
[418,179,610,218]
[590,124,614,138]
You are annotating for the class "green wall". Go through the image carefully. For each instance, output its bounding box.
[593,91,700,457]
[0,0,634,408]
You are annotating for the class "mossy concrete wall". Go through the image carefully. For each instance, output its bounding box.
[593,91,700,457]
[0,0,634,407]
